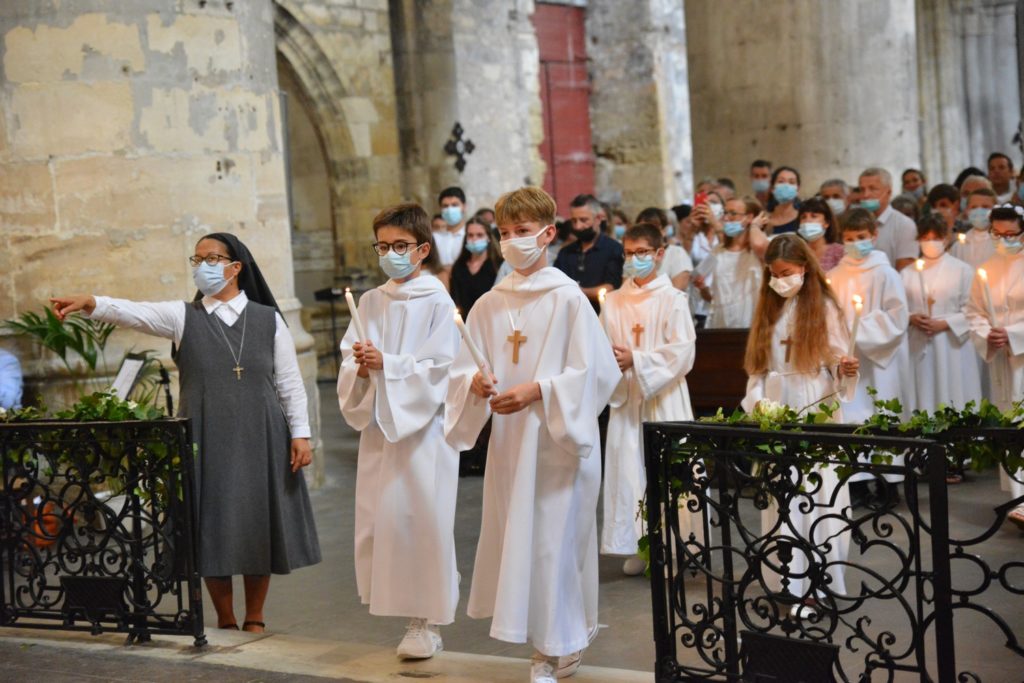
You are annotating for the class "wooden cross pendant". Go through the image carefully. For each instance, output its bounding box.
[233,364,244,380]
[632,323,644,347]
[927,296,935,317]
[781,337,793,363]
[507,329,527,364]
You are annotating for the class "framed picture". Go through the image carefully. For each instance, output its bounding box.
[109,353,147,399]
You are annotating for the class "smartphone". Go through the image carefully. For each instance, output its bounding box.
[694,191,708,206]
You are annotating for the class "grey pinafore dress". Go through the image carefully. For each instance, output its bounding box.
[174,300,321,576]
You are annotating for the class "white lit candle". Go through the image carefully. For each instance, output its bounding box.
[344,287,367,342]
[847,295,863,358]
[915,259,931,316]
[598,287,607,306]
[454,309,491,380]
[958,233,967,245]
[978,268,997,324]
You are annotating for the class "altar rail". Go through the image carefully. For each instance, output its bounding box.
[643,421,1024,682]
[0,419,205,647]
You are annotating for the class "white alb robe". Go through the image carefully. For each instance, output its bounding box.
[966,251,1024,500]
[742,299,857,598]
[951,228,995,271]
[599,274,696,556]
[705,247,762,329]
[828,250,913,483]
[337,274,460,624]
[445,267,621,657]
[900,253,982,412]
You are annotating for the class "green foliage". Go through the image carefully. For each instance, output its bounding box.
[5,308,116,375]
[54,391,163,422]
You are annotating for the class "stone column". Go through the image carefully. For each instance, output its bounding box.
[685,0,920,195]
[0,0,318,460]
[588,0,693,210]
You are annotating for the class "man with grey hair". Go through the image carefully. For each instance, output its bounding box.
[819,178,849,217]
[555,193,623,312]
[857,167,918,271]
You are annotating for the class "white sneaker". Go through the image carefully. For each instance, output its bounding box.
[556,649,582,678]
[396,618,442,660]
[622,556,646,576]
[530,653,559,683]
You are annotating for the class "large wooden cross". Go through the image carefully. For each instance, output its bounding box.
[632,323,644,347]
[507,329,527,364]
[781,337,793,363]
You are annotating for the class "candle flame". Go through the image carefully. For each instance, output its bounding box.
[345,287,352,294]
[852,294,863,311]
[978,268,988,282]
[598,287,607,303]
[453,308,461,321]
[825,278,831,286]
[958,233,967,244]
[915,259,924,271]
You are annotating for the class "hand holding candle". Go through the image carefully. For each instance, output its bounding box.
[344,288,368,342]
[847,294,863,358]
[454,309,493,383]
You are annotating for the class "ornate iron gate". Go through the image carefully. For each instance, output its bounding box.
[0,419,205,646]
[643,421,1024,682]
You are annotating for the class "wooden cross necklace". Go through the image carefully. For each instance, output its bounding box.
[502,288,543,364]
[214,306,247,380]
[632,323,644,347]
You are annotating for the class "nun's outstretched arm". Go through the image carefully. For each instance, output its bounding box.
[272,312,311,439]
[52,295,184,343]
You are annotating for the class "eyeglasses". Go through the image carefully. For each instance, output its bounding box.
[189,254,233,266]
[372,241,422,256]
[624,248,657,258]
[991,230,1023,240]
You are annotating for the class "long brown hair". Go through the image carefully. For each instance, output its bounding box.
[744,234,844,375]
[454,216,503,271]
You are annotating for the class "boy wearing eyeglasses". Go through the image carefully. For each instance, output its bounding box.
[337,202,461,659]
[598,222,697,576]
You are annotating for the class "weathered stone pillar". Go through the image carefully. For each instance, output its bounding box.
[0,0,319,467]
[685,0,920,193]
[588,0,693,210]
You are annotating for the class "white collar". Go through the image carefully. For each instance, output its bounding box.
[877,205,893,224]
[202,290,248,314]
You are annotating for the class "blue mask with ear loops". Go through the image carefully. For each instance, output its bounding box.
[379,249,419,279]
[192,261,235,296]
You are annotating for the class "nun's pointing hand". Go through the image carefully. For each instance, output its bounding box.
[290,438,312,472]
[50,295,97,322]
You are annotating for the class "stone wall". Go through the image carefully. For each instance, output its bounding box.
[588,0,693,212]
[685,0,920,196]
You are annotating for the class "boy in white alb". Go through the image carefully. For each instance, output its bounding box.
[445,187,620,683]
[828,208,913,501]
[599,222,696,575]
[965,205,1024,527]
[337,203,460,659]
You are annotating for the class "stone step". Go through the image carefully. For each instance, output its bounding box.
[0,627,651,683]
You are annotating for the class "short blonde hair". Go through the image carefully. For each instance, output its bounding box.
[495,186,557,226]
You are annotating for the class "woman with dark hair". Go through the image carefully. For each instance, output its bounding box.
[797,197,845,270]
[766,166,801,234]
[50,233,321,633]
[450,216,502,315]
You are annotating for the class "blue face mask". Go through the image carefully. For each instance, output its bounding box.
[909,186,925,200]
[960,197,969,212]
[844,239,874,259]
[614,224,627,239]
[379,249,420,280]
[192,261,235,297]
[859,198,881,213]
[1017,185,1024,202]
[772,183,798,204]
[664,225,676,238]
[723,221,745,238]
[752,178,770,194]
[968,208,991,230]
[465,238,488,254]
[798,222,825,242]
[623,254,656,279]
[441,206,463,226]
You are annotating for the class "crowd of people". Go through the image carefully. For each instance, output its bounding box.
[43,152,1024,683]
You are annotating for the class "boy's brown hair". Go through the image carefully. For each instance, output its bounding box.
[624,222,663,249]
[372,202,440,271]
[495,186,557,227]
[839,207,878,235]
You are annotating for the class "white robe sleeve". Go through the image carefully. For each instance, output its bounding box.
[854,272,908,369]
[337,299,377,431]
[827,303,858,402]
[741,374,766,413]
[444,308,495,452]
[598,306,629,410]
[632,296,695,400]
[936,265,973,342]
[537,294,622,458]
[966,275,996,362]
[88,296,185,343]
[375,299,458,443]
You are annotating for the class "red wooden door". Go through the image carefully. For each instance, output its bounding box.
[532,3,594,214]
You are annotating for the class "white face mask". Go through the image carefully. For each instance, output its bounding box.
[769,272,804,298]
[500,225,550,270]
[825,198,847,216]
[920,239,945,259]
[710,203,724,220]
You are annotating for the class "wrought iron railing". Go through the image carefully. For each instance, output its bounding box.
[643,421,1024,682]
[0,419,205,646]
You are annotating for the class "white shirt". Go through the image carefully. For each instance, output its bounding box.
[658,244,694,279]
[434,227,466,267]
[875,206,919,266]
[90,291,310,438]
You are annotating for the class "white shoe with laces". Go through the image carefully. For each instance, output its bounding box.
[556,649,583,677]
[530,653,559,683]
[396,618,442,660]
